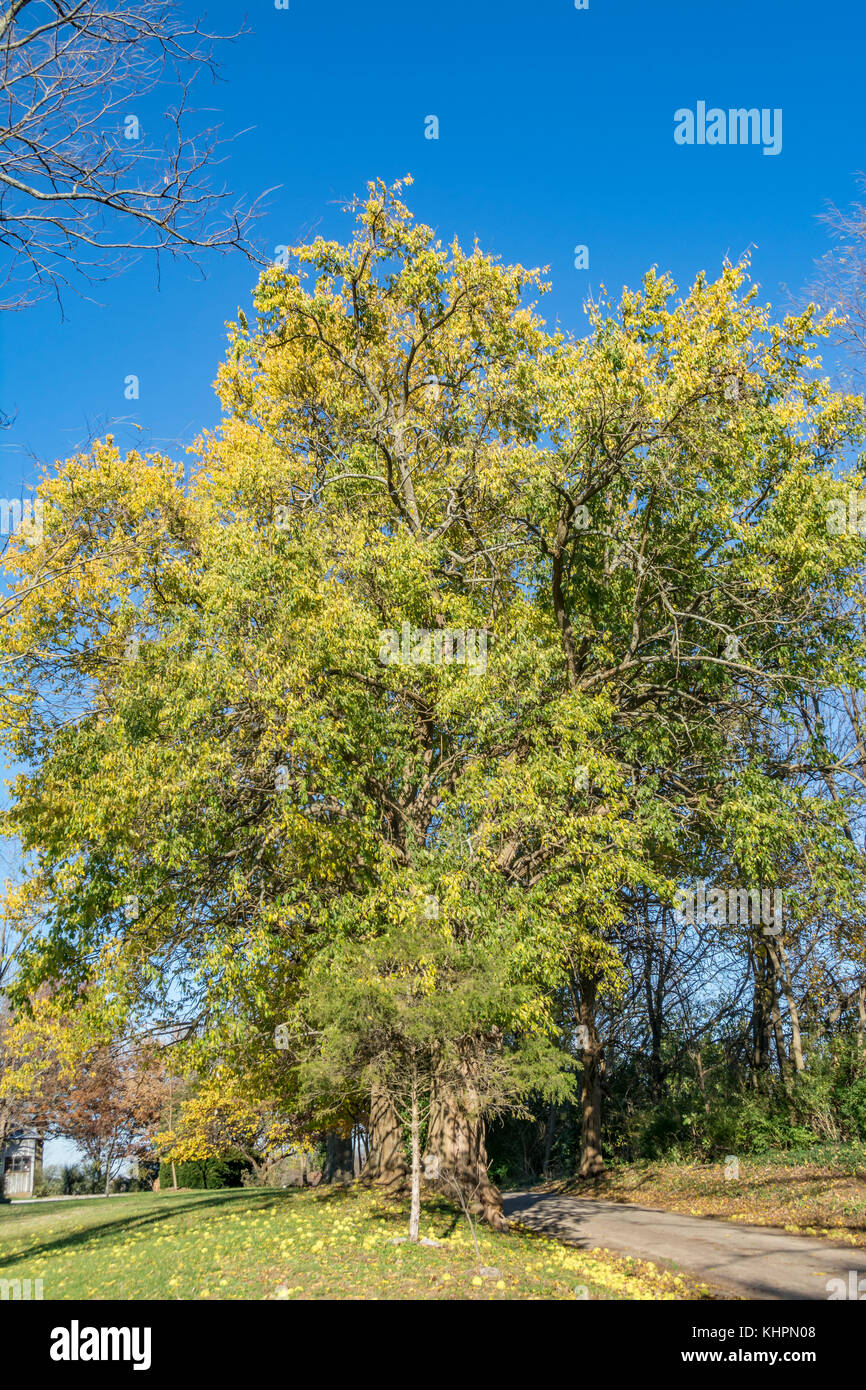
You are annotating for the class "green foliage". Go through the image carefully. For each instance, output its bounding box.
[294,912,575,1132]
[1,178,865,1179]
[490,1031,866,1184]
[609,1038,866,1165]
[157,1157,252,1190]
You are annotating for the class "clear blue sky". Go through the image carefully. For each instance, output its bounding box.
[1,0,865,495]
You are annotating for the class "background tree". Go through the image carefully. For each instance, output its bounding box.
[156,1064,301,1186]
[0,993,63,1151]
[55,1041,170,1195]
[0,0,265,309]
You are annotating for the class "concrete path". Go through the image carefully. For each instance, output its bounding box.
[2,1191,138,1206]
[503,1190,866,1300]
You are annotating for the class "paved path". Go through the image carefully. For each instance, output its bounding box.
[503,1191,866,1300]
[2,1192,136,1205]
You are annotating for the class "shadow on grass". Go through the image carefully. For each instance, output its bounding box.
[0,1187,307,1270]
[0,1182,479,1271]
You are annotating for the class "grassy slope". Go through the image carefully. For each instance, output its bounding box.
[0,1184,711,1300]
[565,1144,866,1246]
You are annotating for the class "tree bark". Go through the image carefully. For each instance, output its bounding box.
[103,1143,115,1197]
[542,1102,558,1179]
[0,1103,13,1153]
[408,1072,421,1243]
[577,976,605,1178]
[750,950,774,1085]
[770,990,788,1082]
[361,1086,409,1189]
[425,1048,507,1232]
[321,1130,354,1184]
[766,937,805,1074]
[691,1048,711,1115]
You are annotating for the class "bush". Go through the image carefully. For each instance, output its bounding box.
[33,1164,65,1197]
[158,1160,204,1188]
[204,1156,251,1188]
[158,1156,252,1189]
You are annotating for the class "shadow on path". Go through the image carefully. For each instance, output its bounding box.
[504,1190,866,1301]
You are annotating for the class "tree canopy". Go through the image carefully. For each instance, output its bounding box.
[2,177,865,1207]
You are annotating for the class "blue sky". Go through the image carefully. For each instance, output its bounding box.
[2,0,865,497]
[1,0,864,1174]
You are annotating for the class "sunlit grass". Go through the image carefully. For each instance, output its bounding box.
[0,1184,705,1300]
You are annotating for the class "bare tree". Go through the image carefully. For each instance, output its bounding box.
[0,909,23,995]
[0,855,38,993]
[0,0,269,310]
[810,175,866,372]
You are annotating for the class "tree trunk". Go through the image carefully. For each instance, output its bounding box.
[577,977,605,1178]
[750,950,773,1085]
[103,1144,115,1197]
[691,1048,711,1115]
[770,990,788,1082]
[408,1072,421,1243]
[648,1019,664,1104]
[361,1086,408,1188]
[542,1102,558,1179]
[0,1104,13,1153]
[766,938,805,1073]
[520,1130,532,1183]
[426,1048,507,1232]
[169,1086,178,1188]
[321,1131,354,1184]
[578,1049,604,1177]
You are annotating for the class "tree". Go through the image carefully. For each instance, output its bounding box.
[0,865,43,996]
[294,913,573,1240]
[0,994,63,1150]
[0,0,265,309]
[0,178,864,1202]
[811,175,866,376]
[1,983,168,1193]
[156,1065,301,1186]
[56,1042,170,1195]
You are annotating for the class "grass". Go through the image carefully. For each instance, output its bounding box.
[0,1183,712,1300]
[564,1143,866,1246]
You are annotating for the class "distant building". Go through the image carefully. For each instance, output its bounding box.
[1,1129,43,1197]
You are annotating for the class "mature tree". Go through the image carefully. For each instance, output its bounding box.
[1,178,864,1203]
[55,1042,169,1194]
[1,889,67,1149]
[156,1063,301,1186]
[0,985,155,1187]
[0,994,63,1149]
[0,0,264,309]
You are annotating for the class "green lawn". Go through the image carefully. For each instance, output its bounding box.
[0,1184,707,1300]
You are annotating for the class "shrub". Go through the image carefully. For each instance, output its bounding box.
[158,1156,252,1189]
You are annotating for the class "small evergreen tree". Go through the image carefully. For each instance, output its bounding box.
[294,914,574,1242]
